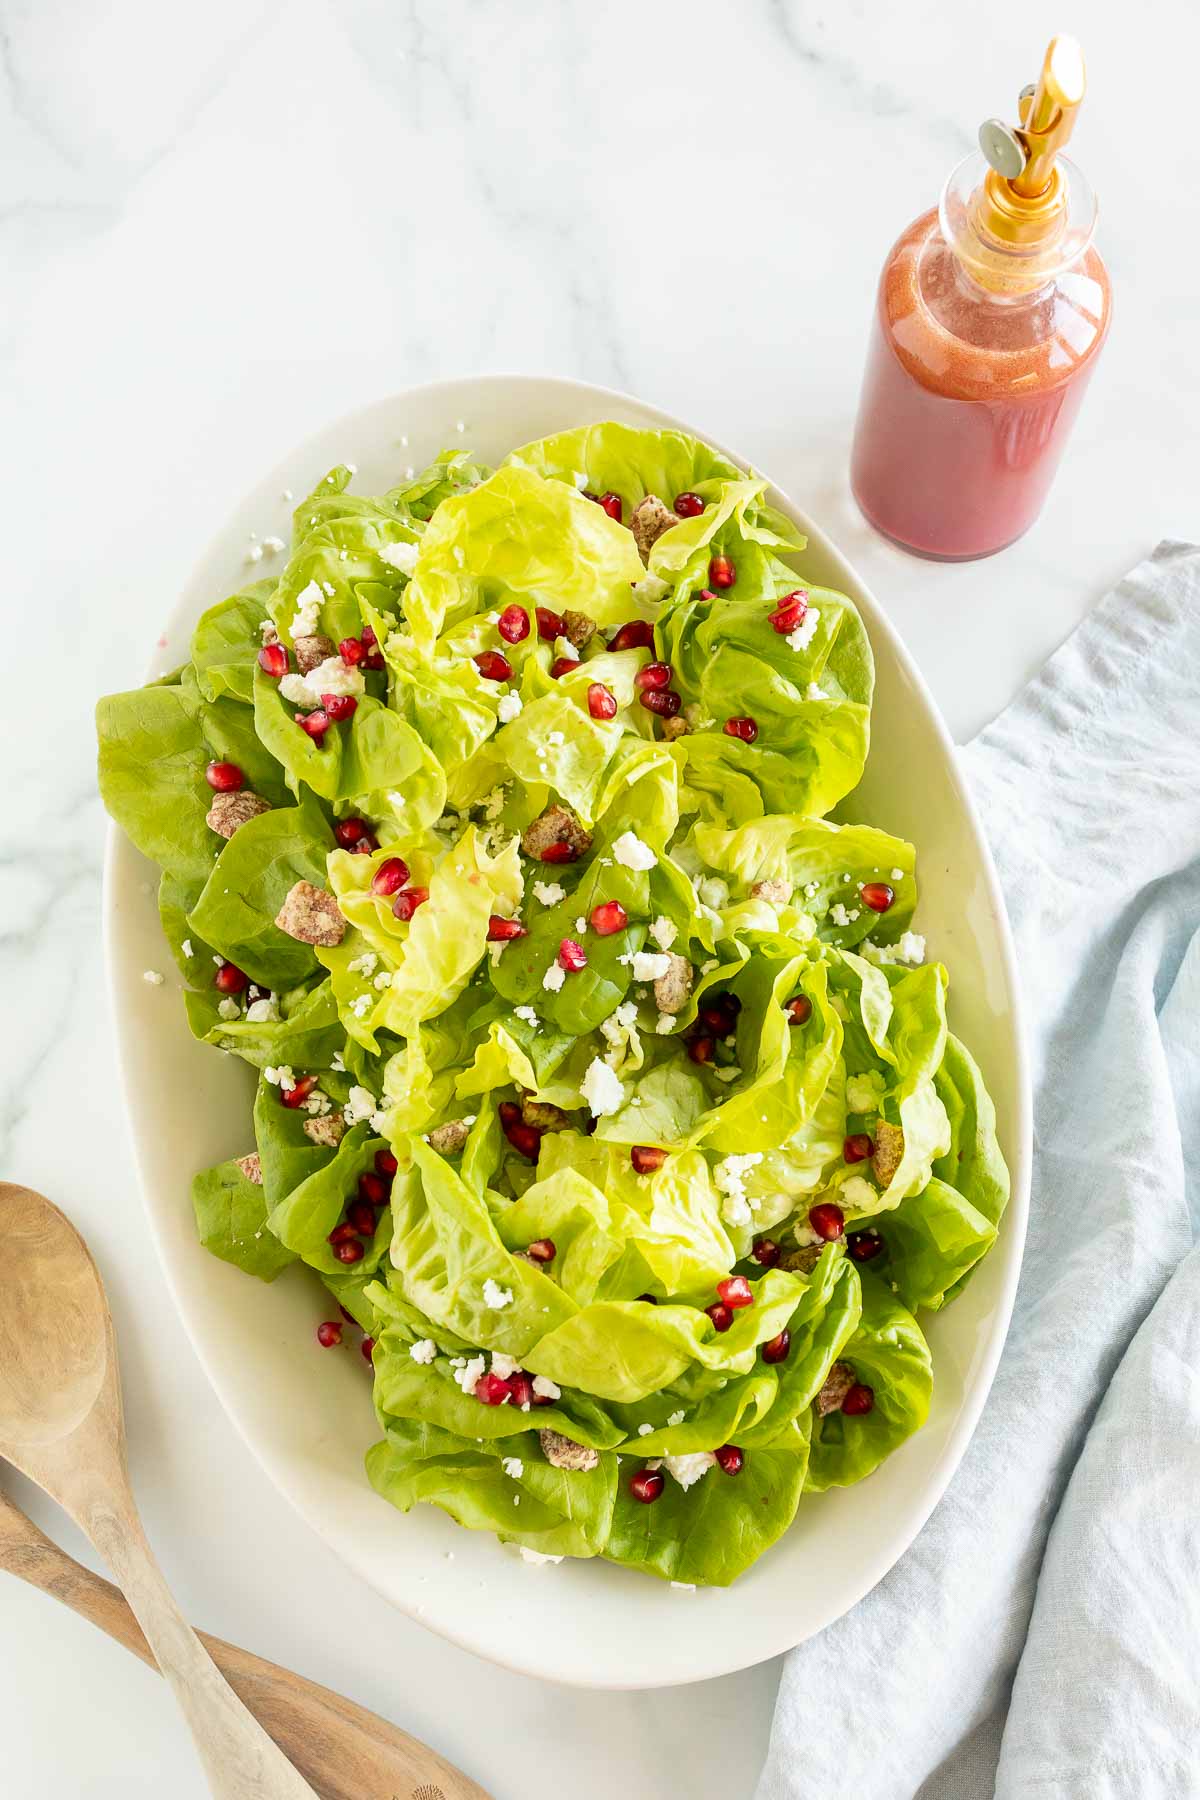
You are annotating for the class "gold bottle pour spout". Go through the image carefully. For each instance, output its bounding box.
[971,35,1087,273]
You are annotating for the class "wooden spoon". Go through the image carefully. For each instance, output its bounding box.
[0,1487,490,1800]
[1,1184,325,1797]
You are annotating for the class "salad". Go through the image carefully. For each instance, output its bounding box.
[97,420,1008,1587]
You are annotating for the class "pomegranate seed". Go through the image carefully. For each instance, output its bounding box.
[640,688,681,717]
[787,995,812,1026]
[842,1383,875,1416]
[848,1229,885,1263]
[609,620,655,652]
[327,1223,359,1247]
[688,1034,716,1064]
[698,589,718,602]
[487,914,528,941]
[339,636,366,666]
[346,1200,377,1237]
[507,1371,535,1408]
[297,709,332,740]
[499,1103,542,1161]
[673,491,705,517]
[321,693,358,721]
[630,1145,666,1174]
[860,882,895,914]
[588,901,626,937]
[258,641,289,678]
[699,993,741,1035]
[526,1238,557,1263]
[280,1073,318,1110]
[392,886,429,921]
[474,1372,512,1406]
[364,649,386,670]
[536,607,564,642]
[316,1321,342,1348]
[361,1336,375,1362]
[213,961,248,995]
[762,1329,791,1365]
[498,1100,521,1128]
[844,1134,875,1164]
[808,1202,845,1241]
[549,655,579,679]
[497,603,530,643]
[634,661,672,691]
[723,716,758,743]
[587,682,618,720]
[338,1305,356,1324]
[708,554,736,589]
[597,491,623,522]
[334,1238,365,1265]
[557,938,588,972]
[374,1148,398,1177]
[539,841,577,864]
[717,1275,754,1309]
[768,590,809,634]
[361,625,378,650]
[706,1302,734,1333]
[348,832,378,854]
[629,1468,665,1504]
[371,856,411,897]
[474,650,512,682]
[358,1171,389,1207]
[714,1444,744,1475]
[752,1238,781,1268]
[334,817,372,848]
[204,761,243,792]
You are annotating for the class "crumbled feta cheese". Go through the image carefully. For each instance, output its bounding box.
[496,691,523,723]
[373,971,392,991]
[712,1066,741,1083]
[490,1352,518,1380]
[670,1581,697,1592]
[351,994,372,1017]
[870,931,927,966]
[612,831,656,871]
[553,637,580,664]
[142,969,164,986]
[519,1547,564,1565]
[409,1339,438,1365]
[829,903,852,928]
[330,1051,346,1072]
[292,580,324,637]
[637,1424,654,1437]
[482,785,508,820]
[531,1375,561,1401]
[302,1090,332,1116]
[262,534,285,555]
[697,876,729,911]
[348,951,379,977]
[785,607,821,653]
[379,540,419,575]
[542,964,566,993]
[648,916,677,950]
[513,1004,540,1028]
[546,729,565,748]
[714,1152,763,1226]
[805,681,829,701]
[264,1065,295,1091]
[343,1085,378,1125]
[453,1355,487,1394]
[217,996,241,1020]
[891,868,905,882]
[627,950,670,982]
[667,1410,687,1427]
[483,1278,513,1310]
[502,1456,524,1479]
[532,880,566,906]
[846,1071,887,1114]
[244,542,263,565]
[841,1174,879,1210]
[181,938,193,959]
[656,1014,677,1034]
[280,656,365,710]
[245,997,279,1023]
[663,1452,716,1491]
[581,1056,625,1117]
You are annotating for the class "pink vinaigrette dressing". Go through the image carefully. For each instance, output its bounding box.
[851,37,1111,561]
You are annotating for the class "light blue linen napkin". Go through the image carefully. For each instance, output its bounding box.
[757,542,1200,1800]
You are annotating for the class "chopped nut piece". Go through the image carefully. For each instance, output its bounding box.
[206,791,271,839]
[814,1361,857,1416]
[560,608,596,650]
[521,1095,572,1133]
[303,1113,346,1148]
[661,715,690,740]
[751,877,793,905]
[629,494,682,565]
[521,804,593,860]
[781,1243,824,1275]
[872,1120,905,1187]
[292,632,336,673]
[653,952,693,1014]
[538,1429,599,1472]
[428,1119,471,1155]
[235,1153,262,1185]
[274,880,346,947]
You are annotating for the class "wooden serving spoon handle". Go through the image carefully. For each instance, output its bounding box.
[0,1493,490,1800]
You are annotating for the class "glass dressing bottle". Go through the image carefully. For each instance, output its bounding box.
[850,36,1111,561]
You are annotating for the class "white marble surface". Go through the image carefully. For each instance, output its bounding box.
[2,2,1197,1795]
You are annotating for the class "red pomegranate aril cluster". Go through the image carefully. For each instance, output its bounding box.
[316,1321,343,1349]
[808,1201,846,1241]
[474,650,512,683]
[204,761,243,792]
[550,655,579,679]
[587,682,618,720]
[860,882,895,914]
[751,1238,781,1268]
[536,607,564,642]
[640,688,681,718]
[526,1238,557,1264]
[786,994,812,1026]
[589,900,627,936]
[841,1383,875,1417]
[762,1329,791,1365]
[673,491,705,517]
[723,716,758,743]
[847,1229,885,1264]
[487,914,527,942]
[708,554,736,589]
[843,1133,875,1164]
[358,1171,389,1206]
[609,619,655,653]
[321,693,358,722]
[297,709,331,741]
[339,636,365,666]
[334,817,375,850]
[499,1100,541,1161]
[391,887,429,921]
[257,641,289,678]
[371,856,410,897]
[359,624,385,671]
[346,1200,377,1237]
[213,961,249,996]
[699,991,741,1036]
[557,938,588,972]
[768,590,809,634]
[631,1144,667,1174]
[540,840,577,864]
[597,491,623,522]
[361,1336,375,1362]
[633,661,672,692]
[714,1444,744,1476]
[629,1468,665,1504]
[706,1301,734,1333]
[474,1371,512,1406]
[375,1148,398,1177]
[328,1221,358,1248]
[717,1274,754,1310]
[687,1033,716,1065]
[334,1238,364,1265]
[280,1074,318,1110]
[497,604,530,643]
